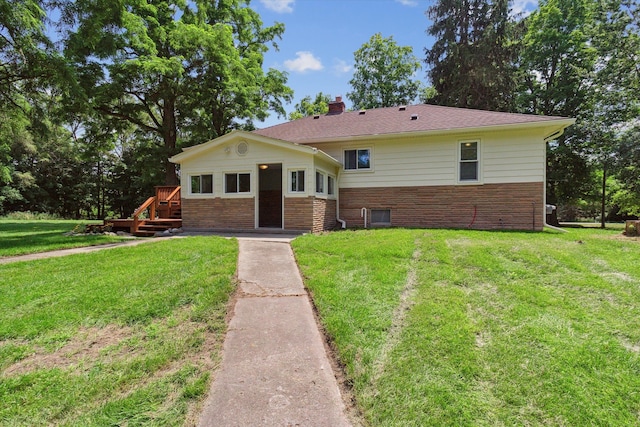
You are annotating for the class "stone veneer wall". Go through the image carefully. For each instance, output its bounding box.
[181,198,255,230]
[283,197,314,231]
[339,182,545,231]
[312,198,337,233]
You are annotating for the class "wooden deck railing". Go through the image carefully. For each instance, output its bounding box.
[156,186,181,219]
[156,186,181,202]
[128,186,182,234]
[132,196,156,234]
[165,186,181,202]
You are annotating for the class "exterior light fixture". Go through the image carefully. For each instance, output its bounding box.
[259,164,268,170]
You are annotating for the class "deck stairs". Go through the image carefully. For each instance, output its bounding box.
[108,186,182,237]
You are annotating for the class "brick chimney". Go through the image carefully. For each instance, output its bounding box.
[327,96,346,115]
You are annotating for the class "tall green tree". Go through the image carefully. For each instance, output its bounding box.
[0,0,62,202]
[62,0,292,185]
[616,125,640,216]
[0,108,36,213]
[347,33,423,110]
[288,92,331,120]
[586,0,640,225]
[0,0,59,109]
[425,0,518,111]
[516,0,597,221]
[517,0,596,117]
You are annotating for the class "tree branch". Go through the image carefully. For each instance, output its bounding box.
[94,106,160,134]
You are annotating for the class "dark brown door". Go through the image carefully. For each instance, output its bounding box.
[258,164,282,228]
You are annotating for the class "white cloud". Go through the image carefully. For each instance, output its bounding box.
[395,0,418,6]
[332,59,353,75]
[260,0,295,13]
[511,0,538,17]
[284,51,324,73]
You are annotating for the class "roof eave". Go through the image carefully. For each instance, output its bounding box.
[314,148,342,167]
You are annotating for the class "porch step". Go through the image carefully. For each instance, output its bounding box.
[133,219,183,237]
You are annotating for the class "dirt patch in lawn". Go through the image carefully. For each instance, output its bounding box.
[3,324,134,376]
[606,233,640,243]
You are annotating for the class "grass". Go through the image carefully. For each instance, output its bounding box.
[292,228,640,426]
[0,220,128,257]
[0,236,238,426]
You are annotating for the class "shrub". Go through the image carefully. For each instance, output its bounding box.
[2,211,62,220]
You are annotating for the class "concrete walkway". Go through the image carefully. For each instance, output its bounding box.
[0,238,161,265]
[198,238,352,427]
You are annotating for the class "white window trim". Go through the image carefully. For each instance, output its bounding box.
[186,171,215,198]
[457,139,482,184]
[288,168,307,195]
[343,147,374,172]
[222,170,253,197]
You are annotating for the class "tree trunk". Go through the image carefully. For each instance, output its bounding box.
[163,97,179,186]
[600,165,607,229]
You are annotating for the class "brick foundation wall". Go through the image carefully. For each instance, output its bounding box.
[283,197,314,231]
[339,182,545,231]
[182,198,255,230]
[312,198,337,233]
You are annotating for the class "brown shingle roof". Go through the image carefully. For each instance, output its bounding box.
[254,104,572,143]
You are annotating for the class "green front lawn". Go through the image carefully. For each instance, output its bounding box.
[0,236,237,426]
[293,228,640,426]
[0,220,127,257]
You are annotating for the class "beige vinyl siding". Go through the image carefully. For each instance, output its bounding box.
[482,132,545,184]
[180,139,314,198]
[311,129,546,188]
[316,136,455,188]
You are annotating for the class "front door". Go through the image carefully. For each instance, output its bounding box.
[258,163,283,228]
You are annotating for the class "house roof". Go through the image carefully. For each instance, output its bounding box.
[254,104,575,143]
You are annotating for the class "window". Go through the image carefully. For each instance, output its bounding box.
[327,175,335,196]
[459,141,479,181]
[290,170,305,192]
[371,209,391,225]
[190,174,213,194]
[225,172,250,193]
[344,148,371,170]
[315,170,325,193]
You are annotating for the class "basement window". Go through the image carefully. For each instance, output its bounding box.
[190,174,213,194]
[225,172,250,193]
[371,209,391,226]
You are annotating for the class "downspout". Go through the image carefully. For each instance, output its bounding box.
[336,170,346,229]
[543,131,569,233]
[361,207,368,229]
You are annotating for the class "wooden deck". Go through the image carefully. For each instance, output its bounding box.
[108,218,183,237]
[105,186,182,237]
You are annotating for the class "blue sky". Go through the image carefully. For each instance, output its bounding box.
[253,0,538,128]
